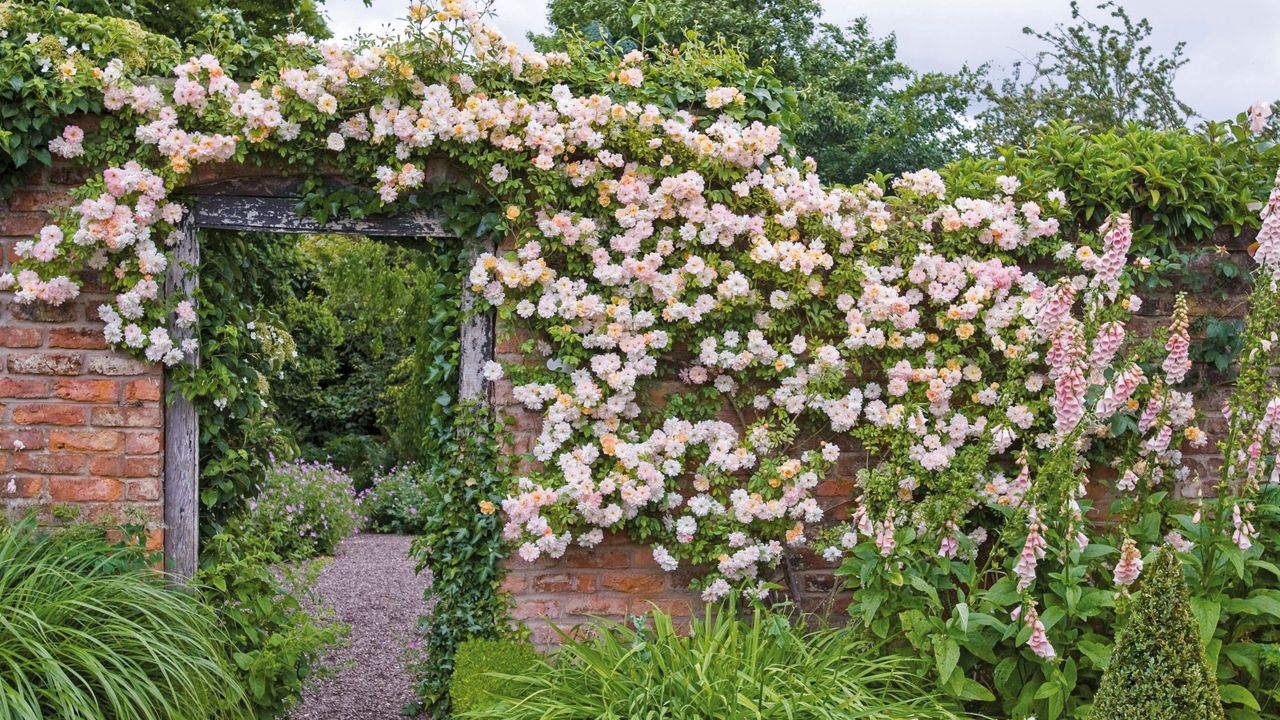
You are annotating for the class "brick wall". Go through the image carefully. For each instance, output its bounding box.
[1,165,165,548]
[495,227,1258,643]
[1,154,1260,644]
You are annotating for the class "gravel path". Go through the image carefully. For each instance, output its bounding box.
[290,533,432,720]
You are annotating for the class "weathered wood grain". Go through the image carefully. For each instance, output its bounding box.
[163,212,200,583]
[458,235,497,403]
[193,195,450,237]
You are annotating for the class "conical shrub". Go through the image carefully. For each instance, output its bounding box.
[1089,544,1224,720]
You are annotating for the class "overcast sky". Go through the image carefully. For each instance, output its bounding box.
[327,0,1280,121]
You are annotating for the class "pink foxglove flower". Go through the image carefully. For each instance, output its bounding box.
[1113,537,1144,586]
[1052,364,1087,437]
[1013,509,1048,591]
[1162,295,1191,385]
[1232,504,1256,551]
[1089,321,1126,369]
[1015,603,1056,660]
[875,514,897,557]
[1257,168,1280,271]
[1035,279,1076,340]
[1095,365,1145,420]
[1092,214,1131,298]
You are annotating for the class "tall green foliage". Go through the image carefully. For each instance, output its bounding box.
[408,404,512,717]
[197,534,346,719]
[173,231,300,536]
[0,521,248,720]
[272,234,462,475]
[53,0,333,42]
[458,605,967,720]
[1090,546,1225,720]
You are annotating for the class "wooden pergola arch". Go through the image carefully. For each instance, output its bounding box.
[162,170,495,580]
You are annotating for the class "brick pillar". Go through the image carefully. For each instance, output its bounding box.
[1,168,165,548]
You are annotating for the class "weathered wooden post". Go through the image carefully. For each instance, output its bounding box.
[163,211,200,581]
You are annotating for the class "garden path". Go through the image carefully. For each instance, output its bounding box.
[290,533,432,720]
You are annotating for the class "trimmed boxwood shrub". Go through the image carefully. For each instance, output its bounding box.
[1089,545,1225,720]
[448,638,544,715]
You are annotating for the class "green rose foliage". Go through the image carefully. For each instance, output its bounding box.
[0,1,179,197]
[1090,545,1225,720]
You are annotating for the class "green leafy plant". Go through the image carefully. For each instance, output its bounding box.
[230,457,362,559]
[197,534,347,720]
[408,403,514,716]
[0,519,247,720]
[1090,545,1225,720]
[448,638,544,715]
[362,464,432,534]
[458,604,968,719]
[0,1,178,198]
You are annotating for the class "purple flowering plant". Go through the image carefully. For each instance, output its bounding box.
[233,456,364,559]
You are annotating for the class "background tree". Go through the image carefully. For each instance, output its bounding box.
[53,0,333,41]
[535,0,982,184]
[977,1,1194,148]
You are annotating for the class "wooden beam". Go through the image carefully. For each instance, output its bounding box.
[458,235,497,404]
[193,195,450,237]
[163,212,200,583]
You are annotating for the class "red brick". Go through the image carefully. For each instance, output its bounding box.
[12,301,80,323]
[126,478,162,501]
[124,431,162,455]
[0,429,45,451]
[48,477,122,502]
[531,572,597,593]
[89,455,161,478]
[123,378,162,402]
[561,547,631,568]
[1,475,44,498]
[564,597,631,617]
[0,327,42,348]
[7,352,83,375]
[638,598,699,617]
[500,575,528,594]
[49,327,109,349]
[0,377,50,398]
[49,429,122,452]
[815,479,855,498]
[12,404,87,426]
[91,405,162,428]
[510,600,563,621]
[7,189,73,212]
[53,379,119,402]
[600,572,666,594]
[13,452,86,475]
[86,355,155,376]
[0,212,48,236]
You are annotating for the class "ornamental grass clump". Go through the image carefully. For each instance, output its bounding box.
[233,457,362,558]
[1088,545,1224,720]
[0,520,246,720]
[457,605,967,720]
